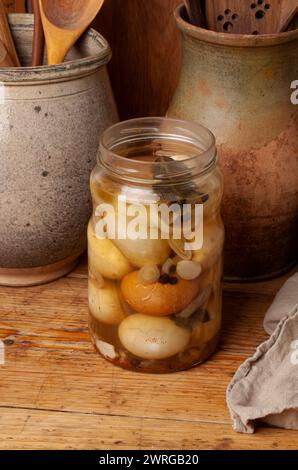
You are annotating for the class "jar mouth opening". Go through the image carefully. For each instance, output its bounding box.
[99,117,217,184]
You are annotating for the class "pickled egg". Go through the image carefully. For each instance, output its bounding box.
[192,220,224,270]
[88,221,133,280]
[113,238,171,268]
[89,279,126,325]
[118,314,191,360]
[121,271,201,316]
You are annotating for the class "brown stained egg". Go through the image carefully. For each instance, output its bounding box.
[121,270,201,316]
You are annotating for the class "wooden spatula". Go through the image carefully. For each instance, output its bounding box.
[206,0,282,35]
[39,0,105,65]
[0,0,20,65]
[279,0,298,32]
[249,0,282,34]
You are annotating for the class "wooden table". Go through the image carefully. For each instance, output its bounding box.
[0,260,297,450]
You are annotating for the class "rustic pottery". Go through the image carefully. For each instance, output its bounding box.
[168,5,298,280]
[0,15,118,286]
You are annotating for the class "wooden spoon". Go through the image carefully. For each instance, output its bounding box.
[0,0,20,65]
[32,0,45,65]
[0,39,15,66]
[39,0,105,65]
[206,0,282,35]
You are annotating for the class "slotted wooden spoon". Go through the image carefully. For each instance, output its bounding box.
[206,0,282,35]
[39,0,105,65]
[0,0,20,65]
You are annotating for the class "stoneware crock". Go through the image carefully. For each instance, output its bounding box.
[168,5,298,281]
[0,15,118,286]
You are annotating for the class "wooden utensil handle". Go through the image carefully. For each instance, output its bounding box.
[0,38,15,66]
[3,0,27,12]
[0,0,20,66]
[279,6,298,32]
[184,0,206,27]
[32,0,44,65]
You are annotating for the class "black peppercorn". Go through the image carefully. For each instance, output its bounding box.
[159,274,170,284]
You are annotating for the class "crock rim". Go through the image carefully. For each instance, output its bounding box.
[0,14,111,83]
[175,4,298,47]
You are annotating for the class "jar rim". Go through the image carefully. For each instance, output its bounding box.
[98,117,217,184]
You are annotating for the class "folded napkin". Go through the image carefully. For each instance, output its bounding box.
[227,272,298,434]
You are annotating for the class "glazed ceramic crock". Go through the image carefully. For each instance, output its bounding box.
[0,15,118,286]
[168,5,298,281]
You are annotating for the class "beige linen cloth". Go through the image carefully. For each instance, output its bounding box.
[227,273,298,434]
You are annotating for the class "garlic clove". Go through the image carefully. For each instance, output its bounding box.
[95,340,118,360]
[161,258,176,275]
[177,260,202,281]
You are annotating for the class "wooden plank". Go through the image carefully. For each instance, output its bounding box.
[0,261,296,449]
[1,408,298,450]
[0,271,276,424]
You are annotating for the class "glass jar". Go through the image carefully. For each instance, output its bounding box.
[88,118,224,373]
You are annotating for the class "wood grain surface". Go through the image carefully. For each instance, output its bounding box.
[93,0,182,119]
[0,259,297,450]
